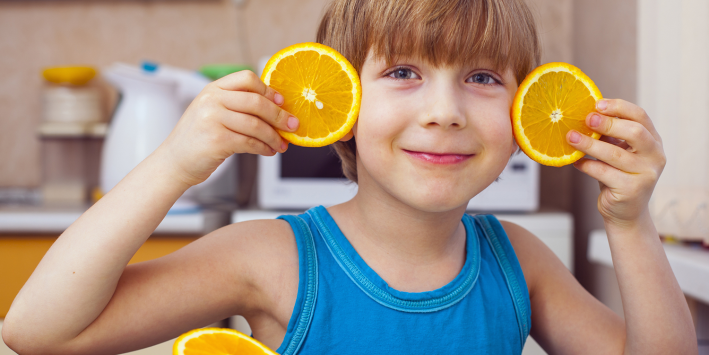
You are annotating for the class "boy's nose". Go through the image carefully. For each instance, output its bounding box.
[419,86,467,130]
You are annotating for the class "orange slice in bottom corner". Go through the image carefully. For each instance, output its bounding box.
[261,42,362,147]
[512,62,603,167]
[173,328,278,355]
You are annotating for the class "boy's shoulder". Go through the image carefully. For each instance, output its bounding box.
[212,218,298,270]
[206,218,299,308]
[496,220,568,298]
[222,217,295,240]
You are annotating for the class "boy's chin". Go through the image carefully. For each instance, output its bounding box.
[396,192,473,214]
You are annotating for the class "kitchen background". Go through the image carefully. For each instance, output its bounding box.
[0,0,706,354]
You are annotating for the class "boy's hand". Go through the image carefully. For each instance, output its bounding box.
[159,70,299,187]
[566,99,666,229]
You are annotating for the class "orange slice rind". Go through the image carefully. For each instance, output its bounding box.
[173,327,278,355]
[512,62,603,167]
[261,42,361,147]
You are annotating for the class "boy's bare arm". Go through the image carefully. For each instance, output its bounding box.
[512,99,695,355]
[1,71,300,354]
[1,151,191,353]
[3,202,295,355]
[566,99,695,354]
[604,211,695,354]
[503,221,627,354]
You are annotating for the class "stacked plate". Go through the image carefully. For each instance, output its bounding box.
[43,86,102,123]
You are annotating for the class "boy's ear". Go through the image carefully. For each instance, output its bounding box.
[339,122,356,142]
[510,140,519,156]
[339,130,354,142]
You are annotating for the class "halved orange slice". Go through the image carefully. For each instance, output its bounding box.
[261,42,361,147]
[512,62,603,167]
[173,328,278,355]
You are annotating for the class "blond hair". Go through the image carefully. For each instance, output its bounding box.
[317,0,541,182]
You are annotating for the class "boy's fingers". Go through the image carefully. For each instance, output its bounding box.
[214,70,262,91]
[586,113,657,154]
[213,70,285,106]
[221,91,299,133]
[599,135,630,150]
[567,130,640,173]
[573,157,628,189]
[220,111,288,153]
[229,132,278,156]
[595,99,661,142]
[258,85,285,108]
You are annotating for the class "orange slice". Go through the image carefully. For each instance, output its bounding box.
[173,328,278,355]
[261,42,361,147]
[512,62,603,167]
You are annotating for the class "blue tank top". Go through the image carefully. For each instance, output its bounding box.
[275,206,531,354]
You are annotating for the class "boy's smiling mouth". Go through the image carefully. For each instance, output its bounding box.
[402,149,474,164]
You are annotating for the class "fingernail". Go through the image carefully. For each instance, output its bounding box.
[568,130,581,144]
[287,116,299,130]
[274,93,284,106]
[270,148,277,154]
[589,114,602,128]
[281,141,288,151]
[596,100,608,111]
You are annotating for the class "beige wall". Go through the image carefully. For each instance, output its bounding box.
[525,0,577,213]
[527,0,574,64]
[0,0,330,187]
[571,0,638,315]
[0,0,571,189]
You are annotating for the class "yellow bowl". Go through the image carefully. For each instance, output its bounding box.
[42,66,97,85]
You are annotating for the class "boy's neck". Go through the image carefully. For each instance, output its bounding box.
[328,188,467,292]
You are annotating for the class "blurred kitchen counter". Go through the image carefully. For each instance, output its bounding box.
[0,204,230,235]
[589,230,709,304]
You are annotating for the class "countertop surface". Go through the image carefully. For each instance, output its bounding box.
[588,230,709,304]
[0,205,225,234]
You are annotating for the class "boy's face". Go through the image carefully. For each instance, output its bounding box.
[352,51,518,213]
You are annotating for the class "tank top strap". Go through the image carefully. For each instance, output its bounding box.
[470,214,532,345]
[276,214,319,355]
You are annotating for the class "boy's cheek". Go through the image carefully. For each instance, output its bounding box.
[469,105,514,141]
[357,109,406,146]
[355,125,391,154]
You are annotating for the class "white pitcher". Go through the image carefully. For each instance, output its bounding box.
[101,62,235,212]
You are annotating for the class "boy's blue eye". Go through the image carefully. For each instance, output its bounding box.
[467,73,497,85]
[387,67,419,80]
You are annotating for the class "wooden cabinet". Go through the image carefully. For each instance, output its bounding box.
[0,234,233,354]
[0,235,199,319]
[0,208,226,353]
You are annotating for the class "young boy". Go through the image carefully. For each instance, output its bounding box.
[2,0,696,353]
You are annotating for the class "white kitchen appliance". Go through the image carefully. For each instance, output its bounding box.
[101,62,236,212]
[258,146,358,210]
[467,152,539,211]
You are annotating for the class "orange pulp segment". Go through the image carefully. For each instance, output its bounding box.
[261,42,361,147]
[173,328,278,355]
[512,62,603,167]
